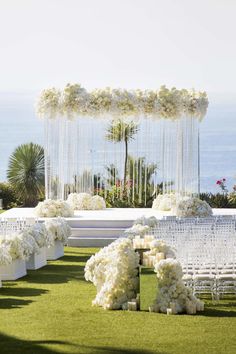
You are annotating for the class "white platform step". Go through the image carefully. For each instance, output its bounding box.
[71,227,125,238]
[68,237,117,248]
[68,219,133,228]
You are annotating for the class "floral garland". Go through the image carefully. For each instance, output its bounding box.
[37,84,208,120]
[84,238,139,310]
[67,193,106,210]
[44,218,71,245]
[35,199,74,217]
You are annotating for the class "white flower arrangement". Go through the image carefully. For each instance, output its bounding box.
[35,199,74,218]
[26,223,53,248]
[85,238,139,310]
[157,86,183,120]
[0,245,12,265]
[148,240,176,259]
[20,223,54,249]
[62,83,89,119]
[174,197,212,218]
[0,234,30,261]
[153,259,204,314]
[88,88,113,116]
[124,224,150,239]
[67,193,106,210]
[36,87,61,119]
[112,89,138,117]
[152,193,176,211]
[37,83,208,121]
[67,193,91,210]
[133,216,158,228]
[90,195,106,210]
[44,218,71,245]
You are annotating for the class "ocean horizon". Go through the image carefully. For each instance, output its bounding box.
[0,91,236,194]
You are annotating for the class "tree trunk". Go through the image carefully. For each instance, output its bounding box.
[124,138,128,186]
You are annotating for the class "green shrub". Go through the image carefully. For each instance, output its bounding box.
[0,182,22,209]
[7,143,45,206]
[97,185,155,208]
[200,192,231,208]
[228,192,236,208]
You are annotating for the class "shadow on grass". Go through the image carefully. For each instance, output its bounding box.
[20,263,86,284]
[199,308,236,317]
[84,346,162,353]
[0,298,33,309]
[0,332,159,354]
[0,332,69,354]
[0,287,48,297]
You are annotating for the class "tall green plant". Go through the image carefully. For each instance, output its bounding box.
[105,155,158,207]
[7,143,45,206]
[105,120,139,185]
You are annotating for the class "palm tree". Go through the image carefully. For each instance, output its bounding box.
[7,143,45,206]
[105,120,139,185]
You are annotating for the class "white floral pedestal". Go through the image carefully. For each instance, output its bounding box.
[46,240,64,260]
[26,247,47,270]
[0,259,27,280]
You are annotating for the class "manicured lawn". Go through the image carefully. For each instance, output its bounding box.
[0,247,235,354]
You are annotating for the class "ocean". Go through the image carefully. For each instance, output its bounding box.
[0,92,236,193]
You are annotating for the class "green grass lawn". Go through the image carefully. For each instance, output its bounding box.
[0,247,235,354]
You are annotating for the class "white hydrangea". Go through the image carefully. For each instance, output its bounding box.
[174,197,212,218]
[36,84,208,121]
[0,245,12,265]
[67,193,92,210]
[152,193,176,211]
[0,234,27,261]
[35,199,74,217]
[36,87,61,119]
[90,195,106,210]
[124,224,150,239]
[67,193,106,210]
[62,83,89,118]
[134,216,158,228]
[85,238,140,310]
[26,223,53,248]
[44,217,71,245]
[153,259,204,314]
[0,223,52,261]
[148,239,176,259]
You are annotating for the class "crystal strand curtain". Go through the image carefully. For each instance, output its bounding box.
[45,114,200,201]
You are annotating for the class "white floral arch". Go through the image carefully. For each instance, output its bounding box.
[36,83,208,203]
